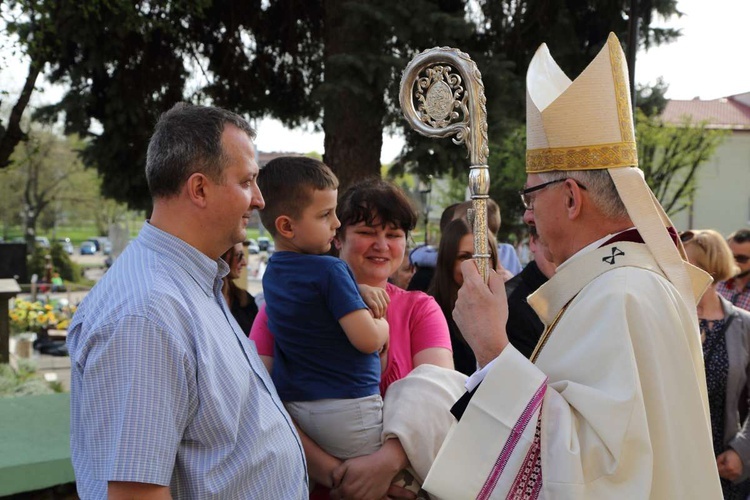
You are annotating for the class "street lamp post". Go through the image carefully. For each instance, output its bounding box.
[419,175,433,245]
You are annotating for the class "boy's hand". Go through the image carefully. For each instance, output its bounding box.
[359,284,390,319]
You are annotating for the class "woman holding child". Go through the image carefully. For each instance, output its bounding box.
[250,171,454,499]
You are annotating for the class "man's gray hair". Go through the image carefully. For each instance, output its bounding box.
[538,169,629,220]
[146,102,256,199]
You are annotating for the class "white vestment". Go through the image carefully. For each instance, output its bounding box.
[424,241,722,499]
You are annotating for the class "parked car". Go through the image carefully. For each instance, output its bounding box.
[56,238,74,255]
[258,236,271,252]
[247,239,260,254]
[84,237,112,254]
[35,236,50,248]
[80,241,97,255]
[84,238,101,252]
[101,238,112,255]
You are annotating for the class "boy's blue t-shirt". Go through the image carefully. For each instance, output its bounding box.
[262,251,381,401]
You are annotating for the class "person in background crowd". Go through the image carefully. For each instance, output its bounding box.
[682,229,750,499]
[428,218,498,375]
[452,199,522,277]
[407,203,459,292]
[718,229,750,311]
[220,242,259,336]
[389,246,416,289]
[67,103,307,499]
[504,225,556,359]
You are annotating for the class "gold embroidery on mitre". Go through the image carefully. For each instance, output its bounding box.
[607,36,636,143]
[526,142,638,173]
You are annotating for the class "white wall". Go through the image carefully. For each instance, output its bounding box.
[671,130,750,236]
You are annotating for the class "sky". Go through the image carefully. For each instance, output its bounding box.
[4,0,748,163]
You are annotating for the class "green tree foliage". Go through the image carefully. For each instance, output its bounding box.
[0,130,115,249]
[394,0,682,200]
[487,126,527,239]
[636,77,669,117]
[3,0,475,209]
[3,0,683,214]
[636,109,728,216]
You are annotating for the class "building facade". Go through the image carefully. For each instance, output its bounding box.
[664,92,750,236]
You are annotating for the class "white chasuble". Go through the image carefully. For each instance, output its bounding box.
[423,242,722,499]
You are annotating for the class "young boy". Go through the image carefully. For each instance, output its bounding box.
[257,156,389,461]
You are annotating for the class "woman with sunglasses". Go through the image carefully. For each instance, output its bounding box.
[682,229,750,499]
[221,242,259,336]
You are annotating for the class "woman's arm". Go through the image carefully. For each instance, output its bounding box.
[723,311,750,482]
[294,423,342,488]
[413,346,454,369]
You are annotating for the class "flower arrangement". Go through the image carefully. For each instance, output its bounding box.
[8,298,77,335]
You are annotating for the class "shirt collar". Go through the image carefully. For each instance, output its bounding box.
[557,227,636,272]
[138,221,229,296]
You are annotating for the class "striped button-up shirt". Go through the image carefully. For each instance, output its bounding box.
[68,222,307,499]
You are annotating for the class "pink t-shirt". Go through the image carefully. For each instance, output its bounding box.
[250,283,452,395]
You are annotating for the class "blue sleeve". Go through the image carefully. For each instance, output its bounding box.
[80,315,192,485]
[499,243,523,275]
[324,260,368,320]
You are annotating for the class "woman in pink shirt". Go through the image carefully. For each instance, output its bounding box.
[251,178,453,499]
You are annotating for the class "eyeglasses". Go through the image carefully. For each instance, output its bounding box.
[680,230,708,251]
[519,178,587,210]
[679,230,696,244]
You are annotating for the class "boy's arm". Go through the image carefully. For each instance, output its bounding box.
[339,310,389,354]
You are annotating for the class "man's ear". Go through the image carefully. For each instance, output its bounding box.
[186,173,209,208]
[275,216,294,239]
[565,179,584,220]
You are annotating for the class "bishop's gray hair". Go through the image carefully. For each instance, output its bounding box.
[538,169,629,220]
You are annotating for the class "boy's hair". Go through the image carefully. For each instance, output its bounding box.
[257,156,339,237]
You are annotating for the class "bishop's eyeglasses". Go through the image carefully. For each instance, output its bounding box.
[519,178,587,210]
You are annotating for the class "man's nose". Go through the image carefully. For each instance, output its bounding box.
[252,185,265,210]
[522,209,534,226]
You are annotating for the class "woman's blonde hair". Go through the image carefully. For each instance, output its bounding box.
[681,229,740,282]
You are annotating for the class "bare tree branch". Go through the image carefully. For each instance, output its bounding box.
[0,60,41,168]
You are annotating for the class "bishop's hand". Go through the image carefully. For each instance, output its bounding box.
[453,259,509,367]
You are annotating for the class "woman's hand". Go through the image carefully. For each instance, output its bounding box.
[330,439,409,500]
[359,284,390,319]
[495,262,514,282]
[717,449,743,481]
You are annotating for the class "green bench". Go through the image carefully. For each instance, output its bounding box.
[0,393,75,496]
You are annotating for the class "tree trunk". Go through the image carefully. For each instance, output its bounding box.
[322,0,385,191]
[0,62,41,169]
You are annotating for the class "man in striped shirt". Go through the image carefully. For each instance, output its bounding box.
[68,103,308,499]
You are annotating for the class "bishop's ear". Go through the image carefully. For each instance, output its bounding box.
[565,179,584,220]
